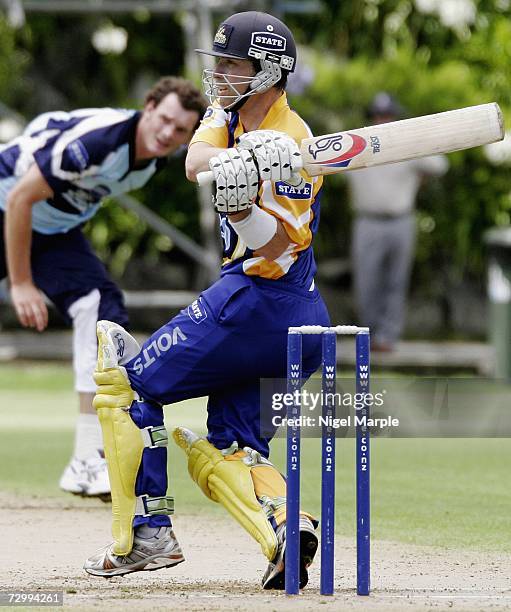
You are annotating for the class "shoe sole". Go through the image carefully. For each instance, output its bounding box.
[60,486,85,494]
[263,530,318,590]
[89,492,112,504]
[63,489,112,503]
[60,478,87,494]
[85,555,185,578]
[84,490,112,502]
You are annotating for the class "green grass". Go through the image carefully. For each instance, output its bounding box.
[1,363,510,553]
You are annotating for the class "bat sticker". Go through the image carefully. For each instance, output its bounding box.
[308,133,367,167]
[308,135,344,159]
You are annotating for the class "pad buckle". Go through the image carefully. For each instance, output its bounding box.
[260,495,287,518]
[242,446,272,467]
[140,425,168,449]
[135,494,174,517]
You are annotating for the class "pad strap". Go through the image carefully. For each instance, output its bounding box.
[140,425,168,449]
[135,494,175,517]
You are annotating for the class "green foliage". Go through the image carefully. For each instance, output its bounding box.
[16,14,185,112]
[288,1,511,295]
[0,15,30,105]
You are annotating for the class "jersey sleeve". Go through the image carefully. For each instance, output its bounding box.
[189,104,230,148]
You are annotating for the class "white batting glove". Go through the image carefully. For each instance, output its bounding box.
[237,130,303,182]
[209,148,260,214]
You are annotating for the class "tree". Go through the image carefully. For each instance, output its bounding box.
[0,15,29,108]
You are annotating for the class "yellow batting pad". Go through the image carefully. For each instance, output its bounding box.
[93,321,143,556]
[93,369,135,410]
[96,404,144,555]
[173,427,278,560]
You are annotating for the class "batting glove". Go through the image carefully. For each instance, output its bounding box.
[237,130,303,182]
[209,148,260,214]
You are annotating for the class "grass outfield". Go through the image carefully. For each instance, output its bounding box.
[1,362,510,553]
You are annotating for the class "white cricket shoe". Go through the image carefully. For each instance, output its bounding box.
[59,457,88,494]
[84,527,185,577]
[83,451,111,497]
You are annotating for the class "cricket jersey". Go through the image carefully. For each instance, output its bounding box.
[0,108,164,234]
[190,93,323,290]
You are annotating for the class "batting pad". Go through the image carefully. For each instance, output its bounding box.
[96,404,144,555]
[173,427,278,561]
[93,321,143,556]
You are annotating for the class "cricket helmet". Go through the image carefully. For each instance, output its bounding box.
[197,11,297,109]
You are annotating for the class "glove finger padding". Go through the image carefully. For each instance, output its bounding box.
[209,148,259,214]
[188,446,220,499]
[173,427,278,560]
[237,129,303,182]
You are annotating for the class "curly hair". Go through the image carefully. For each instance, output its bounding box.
[145,77,207,129]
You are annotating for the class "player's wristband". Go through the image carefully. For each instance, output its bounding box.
[229,205,278,251]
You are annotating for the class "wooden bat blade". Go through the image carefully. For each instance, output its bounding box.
[301,103,504,177]
[195,103,504,185]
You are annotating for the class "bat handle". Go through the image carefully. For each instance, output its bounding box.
[197,170,214,186]
[286,173,306,189]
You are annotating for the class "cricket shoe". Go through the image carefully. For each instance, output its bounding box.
[261,515,318,590]
[82,450,111,498]
[59,457,88,494]
[84,526,185,577]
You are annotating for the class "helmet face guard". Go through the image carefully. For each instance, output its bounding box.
[196,11,296,110]
[202,54,288,110]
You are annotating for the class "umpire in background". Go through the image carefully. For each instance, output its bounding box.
[0,76,206,496]
[347,92,448,351]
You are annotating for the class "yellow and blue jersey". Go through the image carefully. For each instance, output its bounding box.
[191,93,323,290]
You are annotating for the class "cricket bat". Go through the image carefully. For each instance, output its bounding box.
[197,103,504,185]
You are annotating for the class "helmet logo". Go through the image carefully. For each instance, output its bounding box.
[214,24,233,48]
[251,32,286,52]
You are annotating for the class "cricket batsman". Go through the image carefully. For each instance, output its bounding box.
[84,11,330,590]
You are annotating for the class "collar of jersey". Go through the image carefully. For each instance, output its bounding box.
[234,92,289,133]
[127,110,143,172]
[256,92,289,130]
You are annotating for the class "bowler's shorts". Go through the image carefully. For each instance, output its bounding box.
[0,210,128,327]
